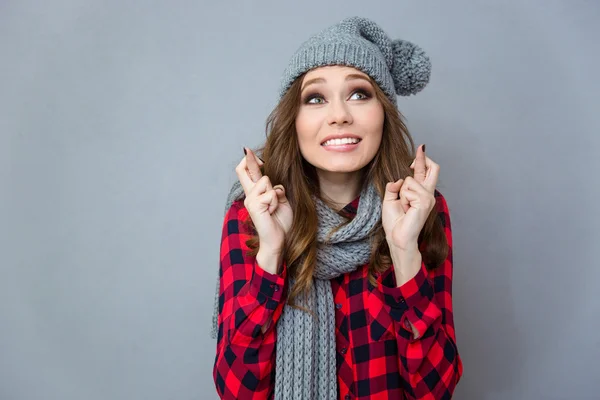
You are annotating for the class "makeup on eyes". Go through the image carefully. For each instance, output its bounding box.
[301,86,373,104]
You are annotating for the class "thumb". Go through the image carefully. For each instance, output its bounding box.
[273,185,288,204]
[383,180,403,202]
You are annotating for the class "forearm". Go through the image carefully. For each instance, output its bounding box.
[378,259,462,397]
[215,203,286,398]
[388,245,421,337]
[389,244,422,288]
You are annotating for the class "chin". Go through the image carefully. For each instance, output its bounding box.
[304,149,377,174]
[317,160,367,174]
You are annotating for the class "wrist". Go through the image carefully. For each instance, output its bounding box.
[257,238,284,256]
[256,248,284,275]
[387,238,419,254]
[389,245,422,287]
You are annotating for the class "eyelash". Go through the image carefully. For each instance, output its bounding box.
[302,88,372,104]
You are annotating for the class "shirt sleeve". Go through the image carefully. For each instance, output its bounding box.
[213,201,287,400]
[378,191,463,399]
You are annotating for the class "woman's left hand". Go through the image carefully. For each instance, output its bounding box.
[382,145,440,251]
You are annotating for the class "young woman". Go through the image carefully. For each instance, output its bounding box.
[211,16,463,400]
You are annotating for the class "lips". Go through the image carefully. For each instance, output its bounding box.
[322,137,361,147]
[320,133,363,146]
[321,140,361,153]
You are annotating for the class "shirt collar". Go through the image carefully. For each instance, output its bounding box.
[339,195,360,218]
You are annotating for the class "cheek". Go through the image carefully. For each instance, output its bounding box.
[295,116,306,139]
[363,105,385,145]
[367,105,385,130]
[294,119,307,151]
[294,112,318,150]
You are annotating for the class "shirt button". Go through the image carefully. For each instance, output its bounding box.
[340,347,347,355]
[345,395,352,400]
[272,284,279,292]
[335,303,343,309]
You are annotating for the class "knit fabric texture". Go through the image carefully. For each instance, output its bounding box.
[212,179,382,399]
[278,16,432,105]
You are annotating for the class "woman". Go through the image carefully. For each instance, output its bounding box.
[211,16,462,400]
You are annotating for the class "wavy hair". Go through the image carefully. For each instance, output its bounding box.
[244,71,448,307]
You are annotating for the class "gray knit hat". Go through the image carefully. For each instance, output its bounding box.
[279,16,431,105]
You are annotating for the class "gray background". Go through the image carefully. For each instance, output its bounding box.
[1,1,599,399]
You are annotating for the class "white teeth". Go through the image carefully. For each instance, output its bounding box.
[322,137,360,146]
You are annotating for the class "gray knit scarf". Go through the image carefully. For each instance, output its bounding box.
[211,180,382,399]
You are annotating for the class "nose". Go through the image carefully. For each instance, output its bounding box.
[327,98,353,126]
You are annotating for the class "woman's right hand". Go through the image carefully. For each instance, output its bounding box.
[235,147,293,259]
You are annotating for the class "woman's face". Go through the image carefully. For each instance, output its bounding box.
[295,65,384,176]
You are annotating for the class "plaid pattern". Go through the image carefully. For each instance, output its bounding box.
[214,190,462,399]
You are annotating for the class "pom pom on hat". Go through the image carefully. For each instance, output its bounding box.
[391,39,431,96]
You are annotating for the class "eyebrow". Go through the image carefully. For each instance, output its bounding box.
[300,74,371,92]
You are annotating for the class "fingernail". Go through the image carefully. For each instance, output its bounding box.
[422,144,426,152]
[243,147,247,155]
[258,156,264,163]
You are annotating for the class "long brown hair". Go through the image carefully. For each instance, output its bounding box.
[245,70,448,307]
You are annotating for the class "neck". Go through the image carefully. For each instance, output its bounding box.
[317,169,363,210]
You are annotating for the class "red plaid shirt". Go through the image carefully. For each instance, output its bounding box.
[213,190,462,399]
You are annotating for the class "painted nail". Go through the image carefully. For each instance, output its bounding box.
[422,144,426,152]
[243,147,247,155]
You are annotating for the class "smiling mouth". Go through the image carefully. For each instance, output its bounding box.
[321,138,362,147]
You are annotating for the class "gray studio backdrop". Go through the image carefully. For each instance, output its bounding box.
[1,1,599,399]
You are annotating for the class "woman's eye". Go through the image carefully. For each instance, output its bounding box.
[304,89,371,104]
[350,89,371,100]
[306,95,325,104]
